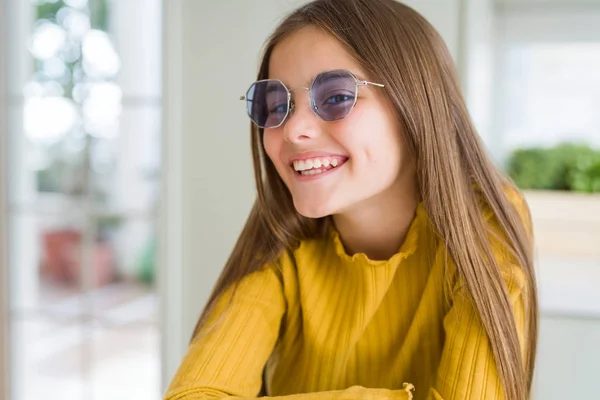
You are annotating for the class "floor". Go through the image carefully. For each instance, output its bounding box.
[10,281,161,400]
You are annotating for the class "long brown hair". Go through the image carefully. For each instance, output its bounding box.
[193,1,538,399]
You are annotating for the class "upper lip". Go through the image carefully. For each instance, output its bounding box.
[288,151,349,165]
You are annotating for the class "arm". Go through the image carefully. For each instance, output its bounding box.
[167,385,415,400]
[164,266,415,400]
[428,265,529,400]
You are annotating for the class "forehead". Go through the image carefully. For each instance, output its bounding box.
[268,26,367,86]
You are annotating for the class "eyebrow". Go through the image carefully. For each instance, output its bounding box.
[269,69,368,88]
[265,83,284,94]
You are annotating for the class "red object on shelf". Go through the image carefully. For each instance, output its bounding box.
[41,229,115,287]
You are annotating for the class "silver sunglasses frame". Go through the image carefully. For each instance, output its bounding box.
[239,69,385,129]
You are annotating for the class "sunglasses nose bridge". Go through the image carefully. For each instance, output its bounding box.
[288,86,315,113]
[288,86,311,102]
[288,86,310,92]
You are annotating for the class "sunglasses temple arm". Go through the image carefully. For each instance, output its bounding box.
[358,80,385,88]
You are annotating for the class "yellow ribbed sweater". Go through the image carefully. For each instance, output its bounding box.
[164,201,529,400]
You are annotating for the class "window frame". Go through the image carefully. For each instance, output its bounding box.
[159,0,185,391]
[0,0,10,396]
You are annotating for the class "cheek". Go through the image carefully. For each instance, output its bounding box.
[262,130,282,164]
[262,130,290,178]
[338,111,404,171]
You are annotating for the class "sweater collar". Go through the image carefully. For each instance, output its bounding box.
[328,202,426,267]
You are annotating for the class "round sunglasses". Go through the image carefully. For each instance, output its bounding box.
[240,69,385,129]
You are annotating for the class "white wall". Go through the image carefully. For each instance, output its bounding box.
[161,0,495,389]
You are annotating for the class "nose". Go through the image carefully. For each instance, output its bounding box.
[282,88,322,143]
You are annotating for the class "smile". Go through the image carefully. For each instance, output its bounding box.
[291,156,348,177]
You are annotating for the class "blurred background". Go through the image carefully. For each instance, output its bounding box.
[0,0,598,399]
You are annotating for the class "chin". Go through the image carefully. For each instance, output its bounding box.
[293,199,337,219]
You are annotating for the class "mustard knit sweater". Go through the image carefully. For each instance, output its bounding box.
[164,201,529,400]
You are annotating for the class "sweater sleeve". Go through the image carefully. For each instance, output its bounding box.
[428,265,529,400]
[163,266,415,400]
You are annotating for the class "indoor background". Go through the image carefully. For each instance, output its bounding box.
[0,0,599,399]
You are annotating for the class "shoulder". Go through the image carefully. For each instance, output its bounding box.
[446,185,532,297]
[485,185,532,250]
[481,185,532,291]
[217,264,285,309]
[480,185,532,237]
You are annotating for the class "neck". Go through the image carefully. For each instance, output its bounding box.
[332,183,420,261]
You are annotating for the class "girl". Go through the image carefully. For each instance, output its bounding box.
[164,1,537,399]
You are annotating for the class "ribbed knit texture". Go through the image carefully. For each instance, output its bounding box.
[164,201,529,400]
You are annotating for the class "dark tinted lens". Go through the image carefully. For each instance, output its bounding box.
[245,80,288,128]
[311,70,357,121]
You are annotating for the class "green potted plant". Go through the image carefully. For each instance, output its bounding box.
[505,142,600,259]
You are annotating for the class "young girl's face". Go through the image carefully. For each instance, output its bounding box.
[264,26,415,219]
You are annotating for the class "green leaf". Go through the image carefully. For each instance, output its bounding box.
[505,142,600,193]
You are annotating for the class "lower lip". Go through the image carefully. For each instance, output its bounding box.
[293,160,348,181]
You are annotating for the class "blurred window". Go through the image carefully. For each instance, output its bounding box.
[5,1,162,399]
[496,7,600,154]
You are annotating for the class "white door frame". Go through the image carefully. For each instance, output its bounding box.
[0,0,10,397]
[159,0,186,392]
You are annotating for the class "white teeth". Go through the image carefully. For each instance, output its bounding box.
[301,169,323,176]
[293,157,345,172]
